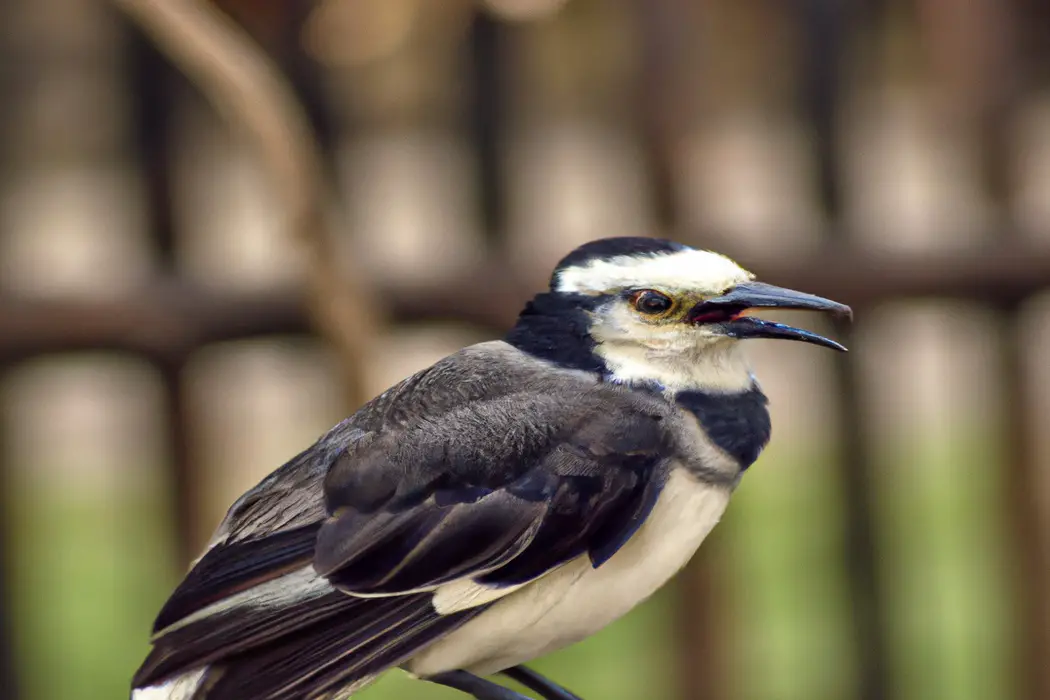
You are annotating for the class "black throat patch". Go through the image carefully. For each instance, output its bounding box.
[675,386,771,469]
[504,292,609,374]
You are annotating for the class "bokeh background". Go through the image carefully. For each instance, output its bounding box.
[2,1,1050,699]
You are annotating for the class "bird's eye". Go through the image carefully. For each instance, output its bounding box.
[631,290,675,315]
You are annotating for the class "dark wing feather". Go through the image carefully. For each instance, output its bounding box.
[153,524,320,632]
[477,451,666,585]
[315,486,548,592]
[317,386,674,595]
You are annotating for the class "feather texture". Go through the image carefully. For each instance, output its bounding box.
[154,525,321,632]
[316,381,675,594]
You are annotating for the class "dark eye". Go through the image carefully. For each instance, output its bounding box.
[631,290,675,315]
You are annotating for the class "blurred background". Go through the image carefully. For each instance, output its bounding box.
[2,0,1050,699]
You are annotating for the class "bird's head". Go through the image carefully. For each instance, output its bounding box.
[507,237,851,391]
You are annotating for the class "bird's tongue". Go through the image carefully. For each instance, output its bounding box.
[687,304,748,326]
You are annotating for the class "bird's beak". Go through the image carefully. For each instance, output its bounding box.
[687,281,852,352]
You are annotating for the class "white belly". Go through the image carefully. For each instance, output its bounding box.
[407,469,731,676]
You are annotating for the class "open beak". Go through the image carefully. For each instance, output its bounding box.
[687,281,852,352]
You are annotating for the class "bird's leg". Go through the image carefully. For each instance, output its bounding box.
[427,670,532,700]
[502,665,585,700]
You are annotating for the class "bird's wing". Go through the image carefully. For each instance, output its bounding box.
[316,385,674,595]
[134,343,676,700]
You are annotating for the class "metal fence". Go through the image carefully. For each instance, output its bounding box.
[1,1,1049,699]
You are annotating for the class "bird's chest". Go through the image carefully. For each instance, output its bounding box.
[413,470,730,676]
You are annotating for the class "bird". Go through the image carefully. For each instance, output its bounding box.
[131,236,851,700]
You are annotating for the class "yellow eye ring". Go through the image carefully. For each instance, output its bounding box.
[630,290,675,315]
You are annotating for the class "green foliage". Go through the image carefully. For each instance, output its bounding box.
[6,475,179,700]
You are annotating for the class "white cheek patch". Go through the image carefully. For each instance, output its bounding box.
[594,340,756,393]
[588,304,756,392]
[555,249,753,296]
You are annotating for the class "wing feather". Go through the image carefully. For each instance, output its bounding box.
[153,524,320,633]
[315,479,550,593]
[317,391,674,595]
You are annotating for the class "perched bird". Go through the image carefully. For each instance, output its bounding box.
[132,237,850,700]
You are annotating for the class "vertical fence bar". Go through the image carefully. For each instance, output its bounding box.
[633,1,727,698]
[273,0,342,193]
[993,1,1048,678]
[157,357,201,567]
[124,22,201,566]
[922,0,1045,686]
[127,25,180,260]
[0,366,19,700]
[826,328,889,700]
[634,0,691,231]
[799,1,892,699]
[934,0,1050,690]
[801,0,848,218]
[0,7,23,695]
[999,306,1049,700]
[467,8,506,241]
[281,0,338,162]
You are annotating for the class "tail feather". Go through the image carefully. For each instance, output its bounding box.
[133,567,489,700]
[135,581,354,688]
[198,595,484,700]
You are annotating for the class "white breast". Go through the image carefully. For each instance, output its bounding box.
[406,468,731,677]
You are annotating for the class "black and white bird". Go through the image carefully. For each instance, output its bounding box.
[132,237,850,700]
